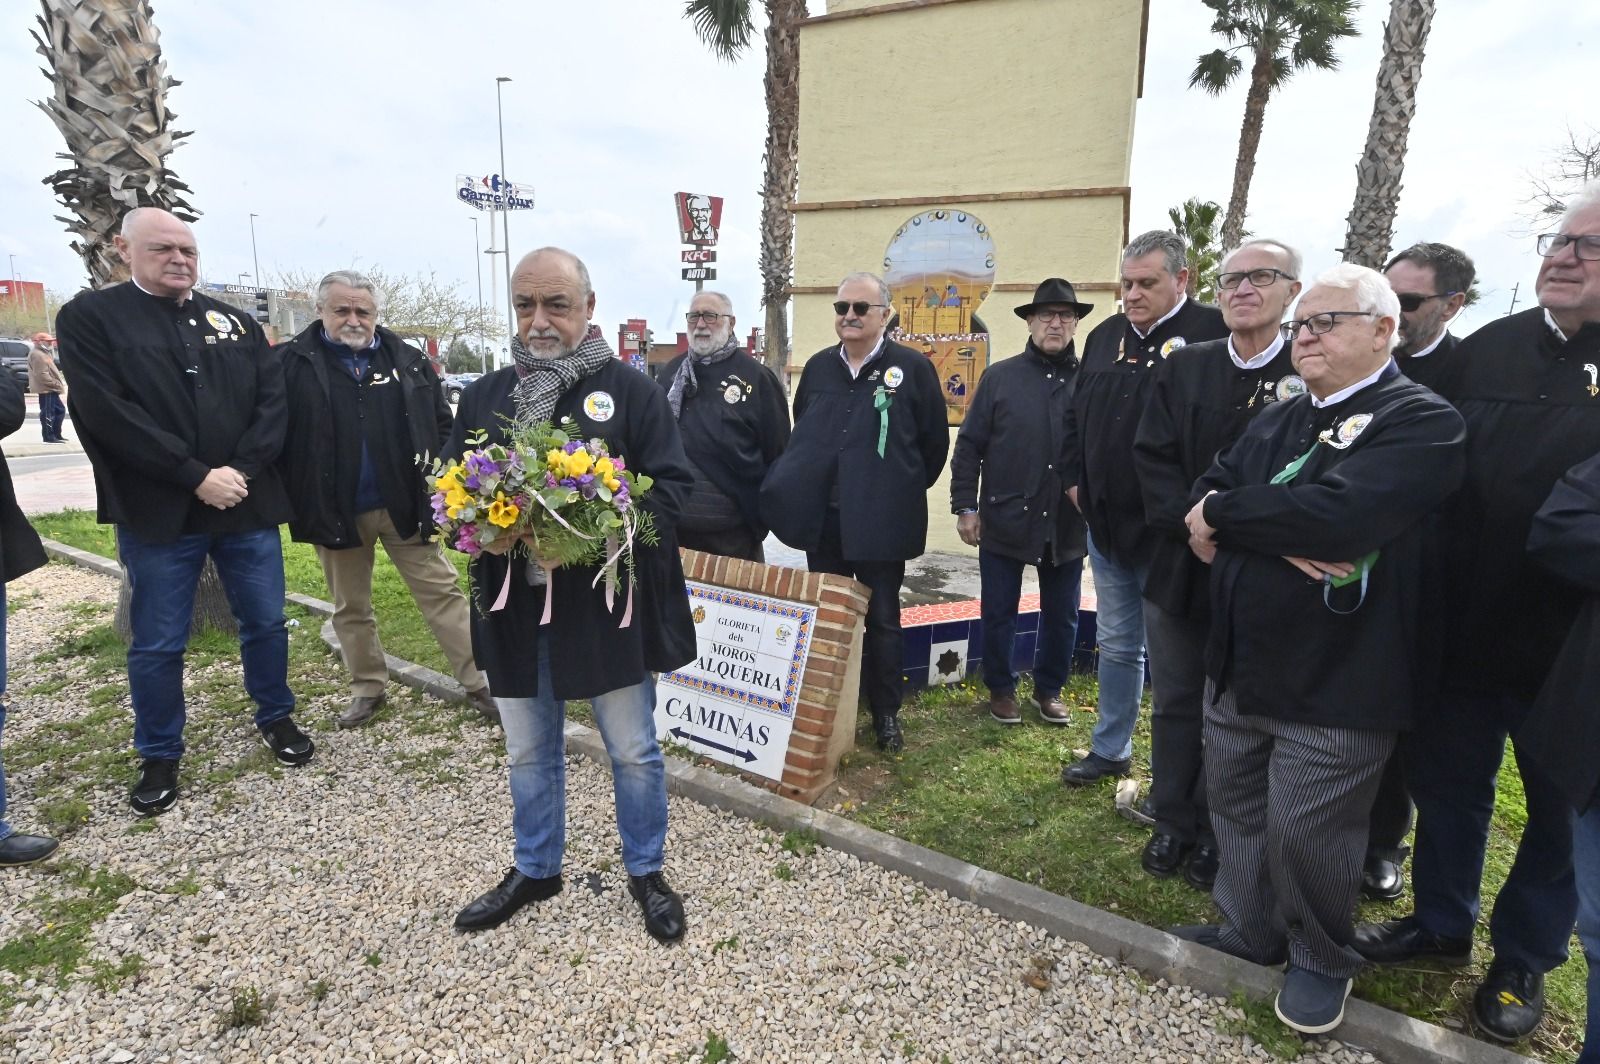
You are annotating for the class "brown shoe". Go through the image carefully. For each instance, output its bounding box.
[338,692,385,729]
[987,692,1021,724]
[466,686,501,725]
[1032,692,1070,725]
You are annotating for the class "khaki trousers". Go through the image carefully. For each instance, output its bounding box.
[316,509,486,697]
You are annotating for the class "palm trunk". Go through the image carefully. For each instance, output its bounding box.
[1343,0,1436,267]
[1221,48,1276,252]
[757,0,804,378]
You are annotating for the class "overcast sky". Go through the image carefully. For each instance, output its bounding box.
[1,0,1593,344]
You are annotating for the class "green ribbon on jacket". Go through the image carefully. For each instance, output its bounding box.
[873,386,893,459]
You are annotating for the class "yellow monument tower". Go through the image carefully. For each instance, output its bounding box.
[791,0,1149,413]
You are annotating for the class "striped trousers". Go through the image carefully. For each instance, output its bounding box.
[1204,682,1395,979]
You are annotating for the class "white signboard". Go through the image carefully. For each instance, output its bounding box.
[456,173,536,212]
[656,581,816,781]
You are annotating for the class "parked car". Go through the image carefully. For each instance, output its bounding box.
[442,372,482,404]
[0,338,32,393]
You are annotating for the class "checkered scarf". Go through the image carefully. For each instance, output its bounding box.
[666,337,742,419]
[509,328,617,427]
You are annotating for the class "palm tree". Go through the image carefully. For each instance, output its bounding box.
[34,0,234,638]
[32,0,200,287]
[685,0,808,377]
[1167,198,1227,303]
[1191,0,1360,251]
[1343,0,1436,267]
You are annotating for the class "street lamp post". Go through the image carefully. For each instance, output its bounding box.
[248,213,261,285]
[471,217,487,374]
[238,272,252,287]
[485,247,507,369]
[495,76,515,350]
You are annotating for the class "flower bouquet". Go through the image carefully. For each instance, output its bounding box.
[426,417,657,624]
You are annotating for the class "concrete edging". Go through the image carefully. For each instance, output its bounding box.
[37,536,1536,1064]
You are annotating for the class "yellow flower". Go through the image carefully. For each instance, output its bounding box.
[546,448,566,471]
[604,476,621,493]
[445,485,470,510]
[564,449,594,478]
[594,456,615,477]
[487,492,520,528]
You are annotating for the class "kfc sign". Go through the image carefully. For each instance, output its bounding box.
[675,192,723,247]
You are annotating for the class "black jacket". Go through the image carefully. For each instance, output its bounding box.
[660,349,790,538]
[1396,331,1460,394]
[1063,299,1228,567]
[760,339,948,561]
[1135,336,1302,619]
[1519,451,1600,812]
[949,341,1086,565]
[0,371,47,583]
[1436,309,1600,698]
[278,324,454,548]
[1196,369,1465,731]
[444,361,696,701]
[56,282,291,543]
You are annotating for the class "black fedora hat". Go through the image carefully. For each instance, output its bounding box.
[1014,277,1094,320]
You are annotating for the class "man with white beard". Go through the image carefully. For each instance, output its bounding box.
[661,291,790,561]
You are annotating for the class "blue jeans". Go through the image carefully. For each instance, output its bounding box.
[0,582,10,842]
[1085,532,1148,762]
[500,643,667,879]
[978,548,1082,697]
[116,526,295,760]
[1574,804,1599,1064]
[38,391,66,441]
[1405,691,1575,973]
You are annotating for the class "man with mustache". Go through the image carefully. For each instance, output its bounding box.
[277,271,496,729]
[660,290,790,561]
[1133,239,1303,891]
[447,247,696,943]
[949,278,1090,727]
[761,272,949,753]
[56,207,310,816]
[1358,186,1600,1045]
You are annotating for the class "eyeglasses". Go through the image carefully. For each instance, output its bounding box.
[1282,311,1376,336]
[1394,292,1456,313]
[685,310,729,324]
[1031,309,1079,323]
[1536,233,1600,260]
[833,300,887,316]
[1218,267,1294,291]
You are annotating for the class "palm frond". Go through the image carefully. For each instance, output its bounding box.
[685,0,755,62]
[1189,48,1242,93]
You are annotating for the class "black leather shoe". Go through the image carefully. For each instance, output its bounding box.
[1141,832,1190,878]
[1060,752,1131,786]
[1360,852,1405,901]
[130,757,180,815]
[0,833,59,866]
[874,714,904,754]
[454,867,563,931]
[1185,839,1220,891]
[1473,961,1544,1043]
[628,871,686,943]
[1353,915,1472,966]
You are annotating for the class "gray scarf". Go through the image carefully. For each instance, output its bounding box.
[667,338,742,419]
[510,329,618,427]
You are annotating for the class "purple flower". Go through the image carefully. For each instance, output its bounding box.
[611,456,627,471]
[577,473,595,486]
[544,472,558,488]
[463,474,481,491]
[579,479,598,500]
[456,524,482,557]
[564,441,583,455]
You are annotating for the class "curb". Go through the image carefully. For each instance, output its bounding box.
[36,537,1537,1064]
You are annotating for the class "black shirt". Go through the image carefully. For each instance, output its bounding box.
[1064,299,1229,567]
[1134,335,1302,618]
[56,282,291,543]
[1395,331,1460,394]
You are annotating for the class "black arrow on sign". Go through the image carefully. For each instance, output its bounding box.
[670,727,757,763]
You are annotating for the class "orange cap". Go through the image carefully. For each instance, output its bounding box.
[32,332,55,344]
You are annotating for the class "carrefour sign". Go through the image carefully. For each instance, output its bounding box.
[457,174,535,212]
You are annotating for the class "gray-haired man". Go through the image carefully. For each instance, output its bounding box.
[277,271,496,727]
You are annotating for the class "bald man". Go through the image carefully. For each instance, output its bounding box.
[56,207,311,819]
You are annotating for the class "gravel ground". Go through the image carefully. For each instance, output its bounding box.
[0,563,1388,1063]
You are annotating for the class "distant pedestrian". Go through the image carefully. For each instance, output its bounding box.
[27,332,67,444]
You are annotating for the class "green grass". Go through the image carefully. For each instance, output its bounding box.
[835,673,1587,1063]
[31,508,468,675]
[0,860,142,1010]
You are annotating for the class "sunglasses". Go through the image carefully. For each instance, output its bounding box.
[1394,292,1456,312]
[833,300,887,317]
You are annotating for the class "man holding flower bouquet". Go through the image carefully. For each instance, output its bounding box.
[444,248,697,944]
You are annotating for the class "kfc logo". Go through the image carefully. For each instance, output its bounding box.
[675,192,723,246]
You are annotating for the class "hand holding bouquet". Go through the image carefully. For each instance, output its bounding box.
[426,417,657,623]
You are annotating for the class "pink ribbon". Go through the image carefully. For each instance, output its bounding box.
[589,519,638,628]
